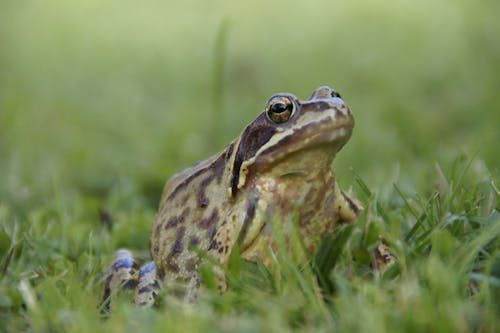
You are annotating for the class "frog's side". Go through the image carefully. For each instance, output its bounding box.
[102,86,362,307]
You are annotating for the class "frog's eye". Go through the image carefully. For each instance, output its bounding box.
[265,96,294,124]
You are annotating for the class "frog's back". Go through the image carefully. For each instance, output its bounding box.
[151,149,230,281]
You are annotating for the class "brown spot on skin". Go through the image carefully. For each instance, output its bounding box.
[199,208,219,229]
[209,231,218,244]
[198,175,214,208]
[189,236,200,247]
[153,243,160,257]
[165,215,183,229]
[171,226,186,255]
[164,207,190,229]
[165,253,180,273]
[200,199,209,208]
[198,196,209,209]
[207,225,217,250]
[181,194,190,206]
[157,268,165,280]
[236,196,257,245]
[208,241,217,251]
[185,258,198,272]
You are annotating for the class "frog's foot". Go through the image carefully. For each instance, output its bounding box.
[337,188,364,223]
[372,242,397,274]
[100,249,140,312]
[134,261,160,307]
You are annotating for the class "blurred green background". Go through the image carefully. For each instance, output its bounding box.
[1,0,498,205]
[1,1,499,331]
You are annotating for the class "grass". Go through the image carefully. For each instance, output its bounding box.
[1,0,499,332]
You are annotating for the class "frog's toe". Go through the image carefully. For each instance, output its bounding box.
[101,249,140,312]
[134,261,160,307]
[337,189,363,223]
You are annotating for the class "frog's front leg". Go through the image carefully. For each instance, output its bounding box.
[101,249,160,310]
[333,183,363,223]
[101,249,139,311]
[134,261,160,306]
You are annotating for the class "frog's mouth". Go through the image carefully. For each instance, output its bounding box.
[246,112,354,174]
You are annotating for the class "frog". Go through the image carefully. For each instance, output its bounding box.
[101,85,362,308]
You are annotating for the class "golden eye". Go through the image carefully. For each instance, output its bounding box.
[266,96,294,124]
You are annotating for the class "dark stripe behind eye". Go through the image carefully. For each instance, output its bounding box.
[230,113,276,196]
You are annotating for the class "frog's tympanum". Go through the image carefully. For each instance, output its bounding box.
[102,86,362,307]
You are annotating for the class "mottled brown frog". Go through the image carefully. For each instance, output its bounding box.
[102,86,362,308]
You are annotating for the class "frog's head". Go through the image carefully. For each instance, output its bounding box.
[228,86,355,197]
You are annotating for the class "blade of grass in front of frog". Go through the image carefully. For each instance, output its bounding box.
[448,152,478,207]
[393,183,420,220]
[405,190,443,255]
[454,211,500,276]
[313,224,354,294]
[192,245,227,292]
[351,168,372,201]
[403,189,439,243]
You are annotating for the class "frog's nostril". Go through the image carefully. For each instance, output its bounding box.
[330,90,341,98]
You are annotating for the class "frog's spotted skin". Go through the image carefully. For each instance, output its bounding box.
[134,262,159,306]
[102,86,362,307]
[373,242,397,273]
[101,249,139,310]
